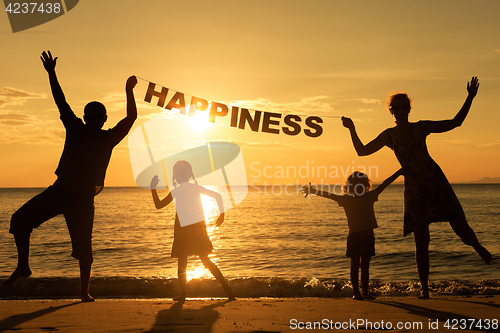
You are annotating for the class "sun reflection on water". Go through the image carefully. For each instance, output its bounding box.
[186,186,222,282]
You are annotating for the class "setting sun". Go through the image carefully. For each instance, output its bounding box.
[188,103,212,133]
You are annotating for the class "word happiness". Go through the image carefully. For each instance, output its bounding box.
[144,83,324,137]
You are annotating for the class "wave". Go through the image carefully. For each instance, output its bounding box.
[1,277,499,300]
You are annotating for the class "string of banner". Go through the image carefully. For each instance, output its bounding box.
[135,76,341,138]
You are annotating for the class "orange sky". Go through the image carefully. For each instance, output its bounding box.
[1,1,500,187]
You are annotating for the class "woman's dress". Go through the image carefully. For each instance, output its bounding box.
[381,121,466,236]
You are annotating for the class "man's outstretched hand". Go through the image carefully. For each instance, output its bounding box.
[41,51,57,73]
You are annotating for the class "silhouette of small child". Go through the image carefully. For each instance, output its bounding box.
[150,160,235,302]
[302,169,402,300]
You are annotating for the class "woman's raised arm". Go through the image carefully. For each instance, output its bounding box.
[342,117,386,156]
[425,77,479,134]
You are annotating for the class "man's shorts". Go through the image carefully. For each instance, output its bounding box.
[346,229,375,258]
[10,184,95,263]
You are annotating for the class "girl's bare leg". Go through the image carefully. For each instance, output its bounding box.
[200,255,235,300]
[175,256,188,302]
[414,227,430,299]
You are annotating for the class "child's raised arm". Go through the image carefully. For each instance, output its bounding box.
[301,183,341,201]
[373,168,403,195]
[150,175,173,209]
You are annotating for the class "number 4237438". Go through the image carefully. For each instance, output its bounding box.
[5,2,61,14]
[444,318,498,330]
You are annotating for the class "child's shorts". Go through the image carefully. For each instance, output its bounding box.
[346,229,375,258]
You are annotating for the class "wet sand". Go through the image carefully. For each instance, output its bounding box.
[0,296,499,332]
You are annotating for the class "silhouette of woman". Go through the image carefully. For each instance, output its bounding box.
[341,77,491,298]
[150,160,235,302]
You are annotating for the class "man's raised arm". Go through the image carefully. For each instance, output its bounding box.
[40,51,72,118]
[114,76,138,135]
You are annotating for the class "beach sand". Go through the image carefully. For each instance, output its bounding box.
[0,296,498,332]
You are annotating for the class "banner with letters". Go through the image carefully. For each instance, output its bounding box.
[139,78,325,138]
[127,77,329,226]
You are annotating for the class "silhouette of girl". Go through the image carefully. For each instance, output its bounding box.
[150,160,235,302]
[341,77,491,298]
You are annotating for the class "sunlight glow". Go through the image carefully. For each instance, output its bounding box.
[187,103,212,133]
[185,187,222,282]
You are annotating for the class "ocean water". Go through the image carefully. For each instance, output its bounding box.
[0,184,499,299]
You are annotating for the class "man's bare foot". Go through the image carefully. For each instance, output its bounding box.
[81,293,95,302]
[3,267,32,285]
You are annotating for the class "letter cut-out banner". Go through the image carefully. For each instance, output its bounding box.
[128,78,328,227]
[140,79,324,138]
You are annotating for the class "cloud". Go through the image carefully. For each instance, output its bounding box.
[0,114,37,126]
[0,87,47,107]
[221,95,340,118]
[427,139,470,145]
[475,140,500,148]
[219,96,385,121]
[48,129,65,140]
[222,138,344,151]
[96,92,127,113]
[0,125,65,145]
[0,113,64,144]
[358,98,381,104]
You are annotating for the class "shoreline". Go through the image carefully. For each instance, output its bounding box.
[1,296,499,332]
[2,182,500,189]
[1,277,499,300]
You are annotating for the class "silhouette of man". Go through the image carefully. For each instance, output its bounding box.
[4,51,138,302]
